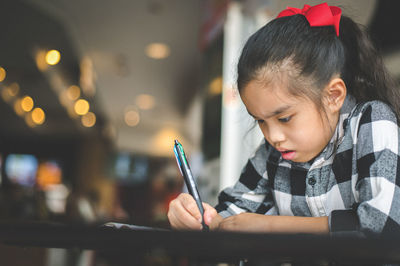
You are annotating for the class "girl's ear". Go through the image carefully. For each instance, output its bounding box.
[323,78,347,114]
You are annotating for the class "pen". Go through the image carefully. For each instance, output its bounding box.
[173,139,209,231]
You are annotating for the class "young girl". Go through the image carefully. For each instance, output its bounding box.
[168,2,400,236]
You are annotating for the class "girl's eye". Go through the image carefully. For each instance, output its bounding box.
[256,119,264,124]
[278,116,291,123]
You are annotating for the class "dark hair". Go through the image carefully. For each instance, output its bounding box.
[237,13,400,118]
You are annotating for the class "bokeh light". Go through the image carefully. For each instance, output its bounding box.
[31,107,45,125]
[124,110,140,127]
[81,112,96,127]
[74,99,90,115]
[46,49,61,65]
[66,85,81,101]
[145,43,170,59]
[21,96,34,112]
[136,94,155,110]
[0,67,6,82]
[208,76,223,95]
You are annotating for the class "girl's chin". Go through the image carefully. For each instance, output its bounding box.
[292,153,318,163]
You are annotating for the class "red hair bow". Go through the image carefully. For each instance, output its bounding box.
[277,3,342,36]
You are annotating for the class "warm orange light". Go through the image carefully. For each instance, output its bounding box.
[36,162,62,189]
[21,96,34,112]
[209,76,223,95]
[81,112,96,127]
[145,43,170,59]
[0,67,6,82]
[124,110,140,127]
[46,49,61,65]
[136,94,155,110]
[31,107,45,125]
[66,85,80,101]
[74,99,90,115]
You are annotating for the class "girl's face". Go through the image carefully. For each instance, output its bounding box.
[241,80,339,163]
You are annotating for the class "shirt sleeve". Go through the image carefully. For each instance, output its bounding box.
[329,101,400,237]
[215,141,277,218]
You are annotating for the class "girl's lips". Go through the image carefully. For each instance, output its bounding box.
[280,150,296,160]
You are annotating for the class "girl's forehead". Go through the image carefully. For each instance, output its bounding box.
[251,73,293,98]
[252,65,319,100]
[243,79,298,106]
[242,77,319,111]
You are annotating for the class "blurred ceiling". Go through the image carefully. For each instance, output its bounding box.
[0,0,81,139]
[0,0,203,156]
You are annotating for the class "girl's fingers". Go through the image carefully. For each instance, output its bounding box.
[179,193,203,221]
[176,196,203,229]
[168,193,203,230]
[168,193,222,230]
[202,203,219,226]
[169,208,201,230]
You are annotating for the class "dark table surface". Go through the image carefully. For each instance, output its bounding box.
[0,221,399,265]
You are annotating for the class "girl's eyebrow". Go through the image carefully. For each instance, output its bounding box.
[247,105,291,119]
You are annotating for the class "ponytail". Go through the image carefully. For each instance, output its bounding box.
[339,16,400,117]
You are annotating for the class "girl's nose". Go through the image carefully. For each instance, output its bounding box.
[263,126,285,147]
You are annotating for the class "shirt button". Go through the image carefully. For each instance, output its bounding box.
[308,178,316,186]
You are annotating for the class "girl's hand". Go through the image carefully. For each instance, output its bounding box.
[213,213,272,232]
[167,193,221,230]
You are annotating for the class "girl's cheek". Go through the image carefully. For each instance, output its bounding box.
[287,127,306,144]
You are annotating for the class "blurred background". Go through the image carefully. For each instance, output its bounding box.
[0,0,399,265]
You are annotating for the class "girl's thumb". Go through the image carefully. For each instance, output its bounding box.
[203,207,220,226]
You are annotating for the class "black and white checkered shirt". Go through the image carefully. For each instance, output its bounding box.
[215,98,400,236]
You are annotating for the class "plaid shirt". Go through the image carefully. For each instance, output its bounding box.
[215,98,400,236]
